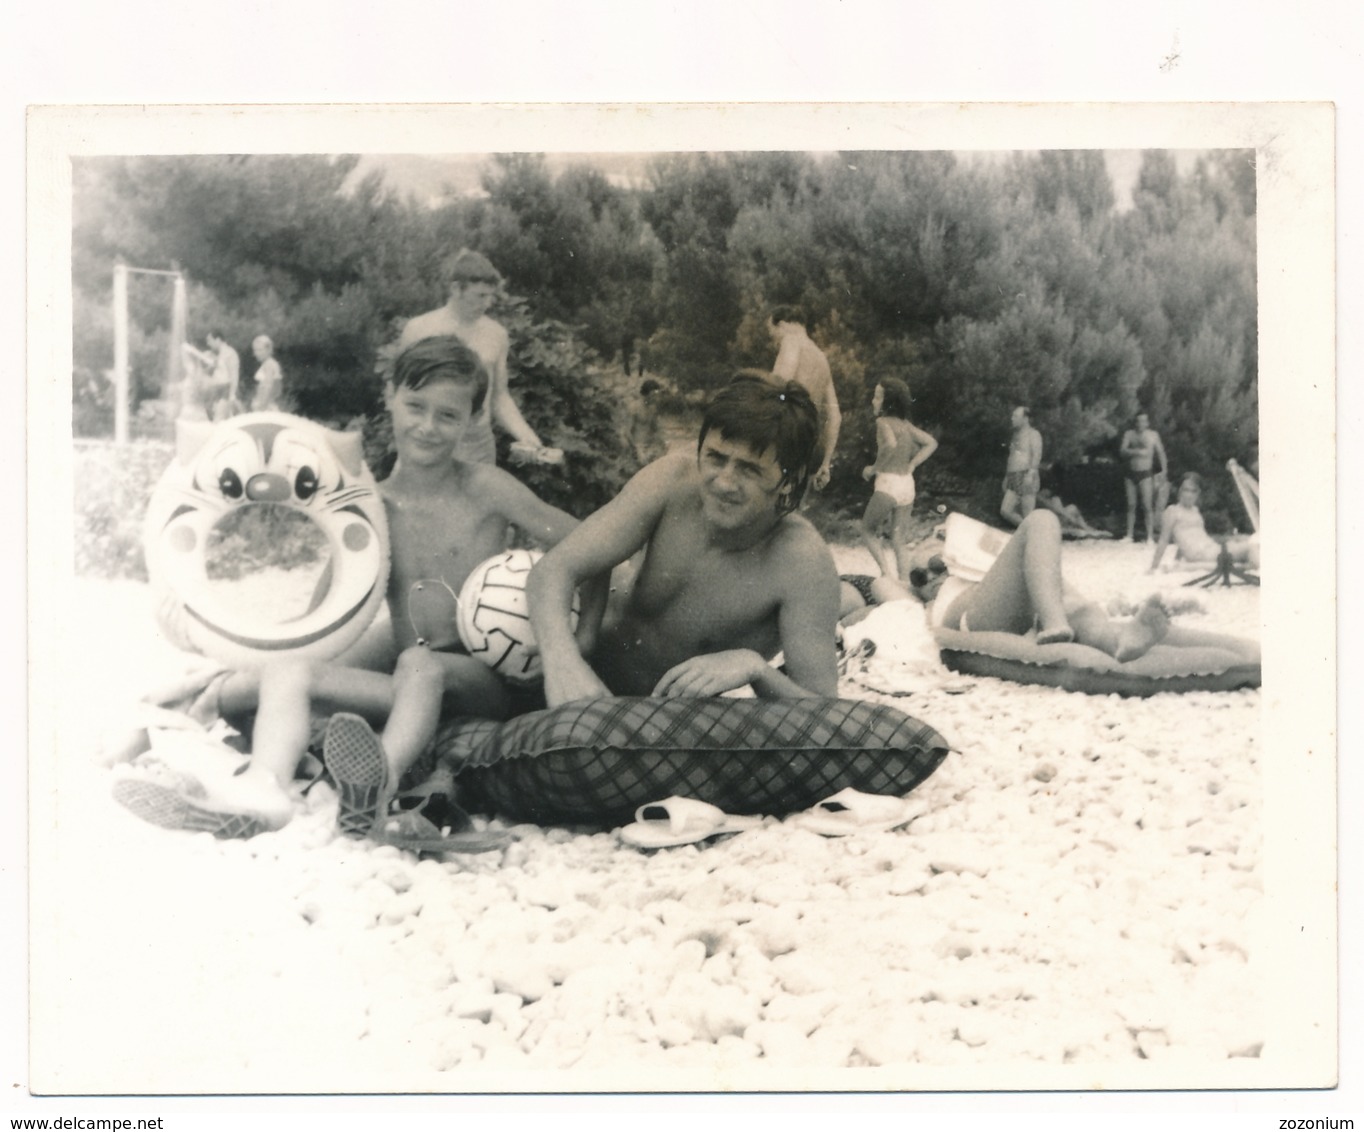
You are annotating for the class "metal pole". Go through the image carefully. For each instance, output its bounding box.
[112,261,129,444]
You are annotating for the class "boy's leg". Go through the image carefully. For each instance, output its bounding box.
[380,647,513,785]
[206,660,396,826]
[959,510,1073,642]
[860,491,897,577]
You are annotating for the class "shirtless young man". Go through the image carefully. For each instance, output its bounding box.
[770,305,841,491]
[1000,405,1043,527]
[528,376,841,708]
[397,249,546,465]
[1120,411,1168,542]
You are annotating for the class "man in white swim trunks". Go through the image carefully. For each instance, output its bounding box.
[770,305,841,491]
[1000,405,1043,526]
[397,249,547,465]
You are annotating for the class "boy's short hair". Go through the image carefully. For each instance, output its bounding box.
[768,304,808,329]
[444,249,503,288]
[391,335,489,414]
[698,375,822,515]
[878,377,913,419]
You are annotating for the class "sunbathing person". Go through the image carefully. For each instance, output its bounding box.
[1035,488,1112,537]
[1149,473,1259,573]
[910,510,1170,663]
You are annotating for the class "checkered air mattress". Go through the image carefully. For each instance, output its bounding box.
[431,696,951,828]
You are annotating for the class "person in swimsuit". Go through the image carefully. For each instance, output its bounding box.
[911,510,1171,662]
[1149,472,1259,573]
[397,249,547,466]
[1001,406,1043,526]
[860,378,938,582]
[1120,411,1168,543]
[163,336,605,835]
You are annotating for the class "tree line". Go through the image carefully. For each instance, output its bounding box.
[71,147,1258,522]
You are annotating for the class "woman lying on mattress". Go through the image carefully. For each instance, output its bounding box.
[906,510,1172,662]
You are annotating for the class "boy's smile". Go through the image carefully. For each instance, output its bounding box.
[387,379,475,465]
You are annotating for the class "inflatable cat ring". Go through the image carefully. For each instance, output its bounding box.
[144,412,390,667]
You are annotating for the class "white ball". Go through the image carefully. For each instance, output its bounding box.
[456,549,578,685]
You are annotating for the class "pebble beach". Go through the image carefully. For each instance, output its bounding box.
[30,537,1269,1093]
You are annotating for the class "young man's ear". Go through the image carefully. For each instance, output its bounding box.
[383,381,396,409]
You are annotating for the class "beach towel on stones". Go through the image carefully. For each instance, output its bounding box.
[935,626,1260,697]
[430,697,951,828]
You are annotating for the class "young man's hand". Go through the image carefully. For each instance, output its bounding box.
[651,650,764,698]
[543,653,613,709]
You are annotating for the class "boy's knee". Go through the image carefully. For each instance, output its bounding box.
[393,645,445,689]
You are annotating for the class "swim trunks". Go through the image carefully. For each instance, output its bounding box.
[928,575,975,630]
[1004,469,1040,496]
[873,470,917,508]
[1124,469,1154,488]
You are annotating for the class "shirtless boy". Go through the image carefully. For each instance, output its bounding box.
[397,249,546,465]
[1000,405,1043,526]
[528,376,841,707]
[147,337,598,837]
[770,306,841,491]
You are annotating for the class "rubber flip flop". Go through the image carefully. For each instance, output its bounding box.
[371,808,513,855]
[786,787,926,837]
[324,713,391,839]
[112,777,269,840]
[618,796,762,849]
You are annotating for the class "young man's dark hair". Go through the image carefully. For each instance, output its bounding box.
[698,376,822,515]
[391,335,489,413]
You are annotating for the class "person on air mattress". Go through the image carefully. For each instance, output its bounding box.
[913,509,1171,662]
[528,375,842,707]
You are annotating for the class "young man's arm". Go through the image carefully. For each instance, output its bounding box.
[652,525,840,699]
[816,378,841,488]
[1029,429,1044,471]
[1152,431,1169,476]
[481,469,610,656]
[485,327,543,449]
[528,454,679,707]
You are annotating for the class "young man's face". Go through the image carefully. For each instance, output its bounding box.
[1135,413,1150,432]
[386,378,475,466]
[1011,407,1028,430]
[697,432,786,530]
[451,281,498,320]
[252,340,269,362]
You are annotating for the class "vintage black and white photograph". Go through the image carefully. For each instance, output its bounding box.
[24,102,1335,1096]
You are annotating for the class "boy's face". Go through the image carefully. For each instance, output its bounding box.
[386,377,476,465]
[697,432,785,531]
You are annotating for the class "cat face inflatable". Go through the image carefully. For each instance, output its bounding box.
[144,413,390,667]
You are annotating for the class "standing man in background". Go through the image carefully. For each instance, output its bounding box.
[250,334,284,412]
[769,305,840,490]
[398,249,547,465]
[1000,405,1043,526]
